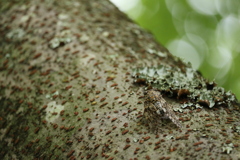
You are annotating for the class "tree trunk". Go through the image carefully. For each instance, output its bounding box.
[0,0,239,159]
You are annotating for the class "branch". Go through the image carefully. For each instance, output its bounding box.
[0,0,239,159]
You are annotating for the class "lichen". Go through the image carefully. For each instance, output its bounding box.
[132,64,236,108]
[235,126,240,134]
[45,101,65,122]
[6,28,25,40]
[222,143,234,154]
[49,30,73,49]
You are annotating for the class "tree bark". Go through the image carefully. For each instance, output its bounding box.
[0,0,239,159]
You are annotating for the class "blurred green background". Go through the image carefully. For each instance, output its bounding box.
[111,0,240,100]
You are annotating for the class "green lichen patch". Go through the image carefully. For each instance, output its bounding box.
[49,30,73,49]
[132,65,237,108]
[222,143,234,154]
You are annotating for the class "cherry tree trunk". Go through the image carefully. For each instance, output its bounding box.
[0,0,239,159]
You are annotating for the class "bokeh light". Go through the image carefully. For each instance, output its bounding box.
[111,0,240,99]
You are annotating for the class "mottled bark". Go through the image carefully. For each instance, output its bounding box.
[0,0,239,159]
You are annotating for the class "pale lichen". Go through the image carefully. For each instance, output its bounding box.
[222,143,234,154]
[132,64,236,108]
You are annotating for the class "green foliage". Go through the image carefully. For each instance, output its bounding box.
[126,0,240,100]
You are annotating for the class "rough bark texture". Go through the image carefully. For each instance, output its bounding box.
[0,0,240,159]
